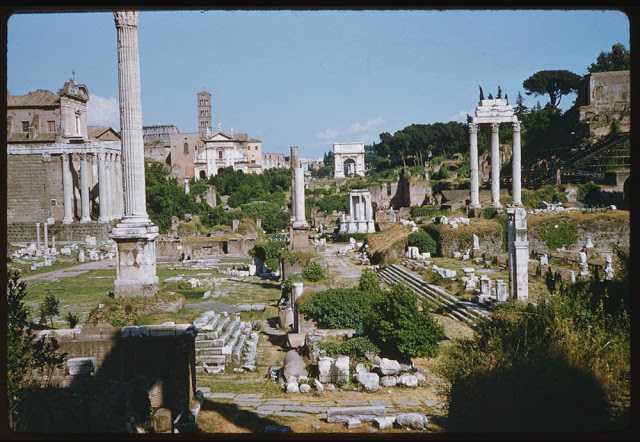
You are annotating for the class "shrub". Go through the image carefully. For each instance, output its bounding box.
[577,182,600,202]
[249,241,287,271]
[407,230,437,255]
[537,218,578,249]
[65,312,79,329]
[318,336,381,357]
[302,261,328,282]
[482,208,498,219]
[363,284,444,358]
[299,289,378,333]
[358,268,382,296]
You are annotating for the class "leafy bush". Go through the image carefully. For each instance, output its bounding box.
[363,284,444,358]
[65,312,79,329]
[106,309,140,327]
[313,193,350,214]
[302,261,327,282]
[482,208,498,219]
[318,336,380,357]
[407,230,437,255]
[358,269,382,296]
[521,186,568,209]
[299,289,378,333]
[249,241,287,271]
[577,182,600,202]
[537,218,578,249]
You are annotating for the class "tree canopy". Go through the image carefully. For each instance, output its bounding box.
[522,70,582,113]
[588,43,630,73]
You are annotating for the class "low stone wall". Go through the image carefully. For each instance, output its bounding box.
[7,221,114,244]
[156,236,255,261]
[33,325,196,419]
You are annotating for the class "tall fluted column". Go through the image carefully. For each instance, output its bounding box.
[80,153,91,223]
[512,121,522,206]
[61,153,74,224]
[115,10,150,224]
[98,152,109,223]
[490,122,502,208]
[105,153,114,220]
[111,10,159,298]
[468,123,481,208]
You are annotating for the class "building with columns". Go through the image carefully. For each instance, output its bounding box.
[467,96,522,208]
[339,188,376,234]
[7,79,124,225]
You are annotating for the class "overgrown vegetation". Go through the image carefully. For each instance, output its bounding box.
[249,241,287,271]
[521,185,568,209]
[301,261,328,282]
[407,230,437,255]
[537,218,578,249]
[299,288,376,333]
[363,284,444,359]
[7,271,68,430]
[317,336,381,357]
[439,259,630,432]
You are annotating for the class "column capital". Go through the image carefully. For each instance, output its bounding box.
[114,10,138,28]
[468,122,478,134]
[513,121,521,132]
[491,122,500,132]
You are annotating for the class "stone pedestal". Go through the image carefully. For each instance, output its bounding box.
[507,207,529,302]
[290,226,309,251]
[111,222,159,297]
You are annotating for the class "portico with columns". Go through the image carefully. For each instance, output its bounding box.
[467,96,522,209]
[339,189,376,234]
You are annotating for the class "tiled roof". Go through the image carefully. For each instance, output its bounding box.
[7,90,59,107]
[7,133,58,143]
[88,126,120,140]
[440,189,469,203]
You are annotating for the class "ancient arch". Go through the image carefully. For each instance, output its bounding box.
[333,142,365,179]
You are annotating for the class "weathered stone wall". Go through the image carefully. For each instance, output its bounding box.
[7,221,112,243]
[7,153,99,224]
[226,237,256,255]
[579,71,630,136]
[169,132,199,181]
[144,143,169,163]
[404,179,431,207]
[156,238,226,261]
[26,326,196,429]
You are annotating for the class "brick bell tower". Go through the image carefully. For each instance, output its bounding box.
[197,90,212,141]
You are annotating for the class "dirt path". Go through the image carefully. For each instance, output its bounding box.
[321,243,365,283]
[21,259,114,281]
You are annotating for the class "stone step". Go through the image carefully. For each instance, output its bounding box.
[213,318,241,346]
[197,355,227,365]
[231,334,247,363]
[195,340,219,349]
[196,331,220,341]
[197,347,224,356]
[213,316,231,338]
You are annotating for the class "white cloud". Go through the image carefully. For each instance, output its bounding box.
[347,117,385,134]
[315,128,339,140]
[448,110,472,123]
[87,94,120,129]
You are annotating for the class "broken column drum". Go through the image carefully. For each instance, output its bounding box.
[467,96,522,208]
[507,207,529,302]
[110,10,159,297]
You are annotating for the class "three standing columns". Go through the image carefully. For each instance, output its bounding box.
[468,121,522,208]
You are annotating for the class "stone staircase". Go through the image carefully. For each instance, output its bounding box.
[377,262,492,327]
[193,311,253,374]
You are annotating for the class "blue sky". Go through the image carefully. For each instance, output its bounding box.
[7,9,629,158]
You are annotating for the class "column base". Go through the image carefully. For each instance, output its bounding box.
[80,217,92,224]
[490,202,503,208]
[62,217,74,225]
[289,226,309,251]
[512,200,523,207]
[98,217,110,224]
[469,202,482,209]
[114,277,159,298]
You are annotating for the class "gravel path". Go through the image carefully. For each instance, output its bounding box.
[21,259,114,281]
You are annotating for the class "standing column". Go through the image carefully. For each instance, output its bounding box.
[468,123,481,208]
[111,10,159,298]
[115,11,151,224]
[80,153,91,223]
[105,153,114,220]
[36,222,41,251]
[290,146,298,223]
[98,152,109,223]
[490,122,502,208]
[115,154,124,218]
[293,167,307,227]
[511,121,522,206]
[62,153,74,224]
[43,222,49,251]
